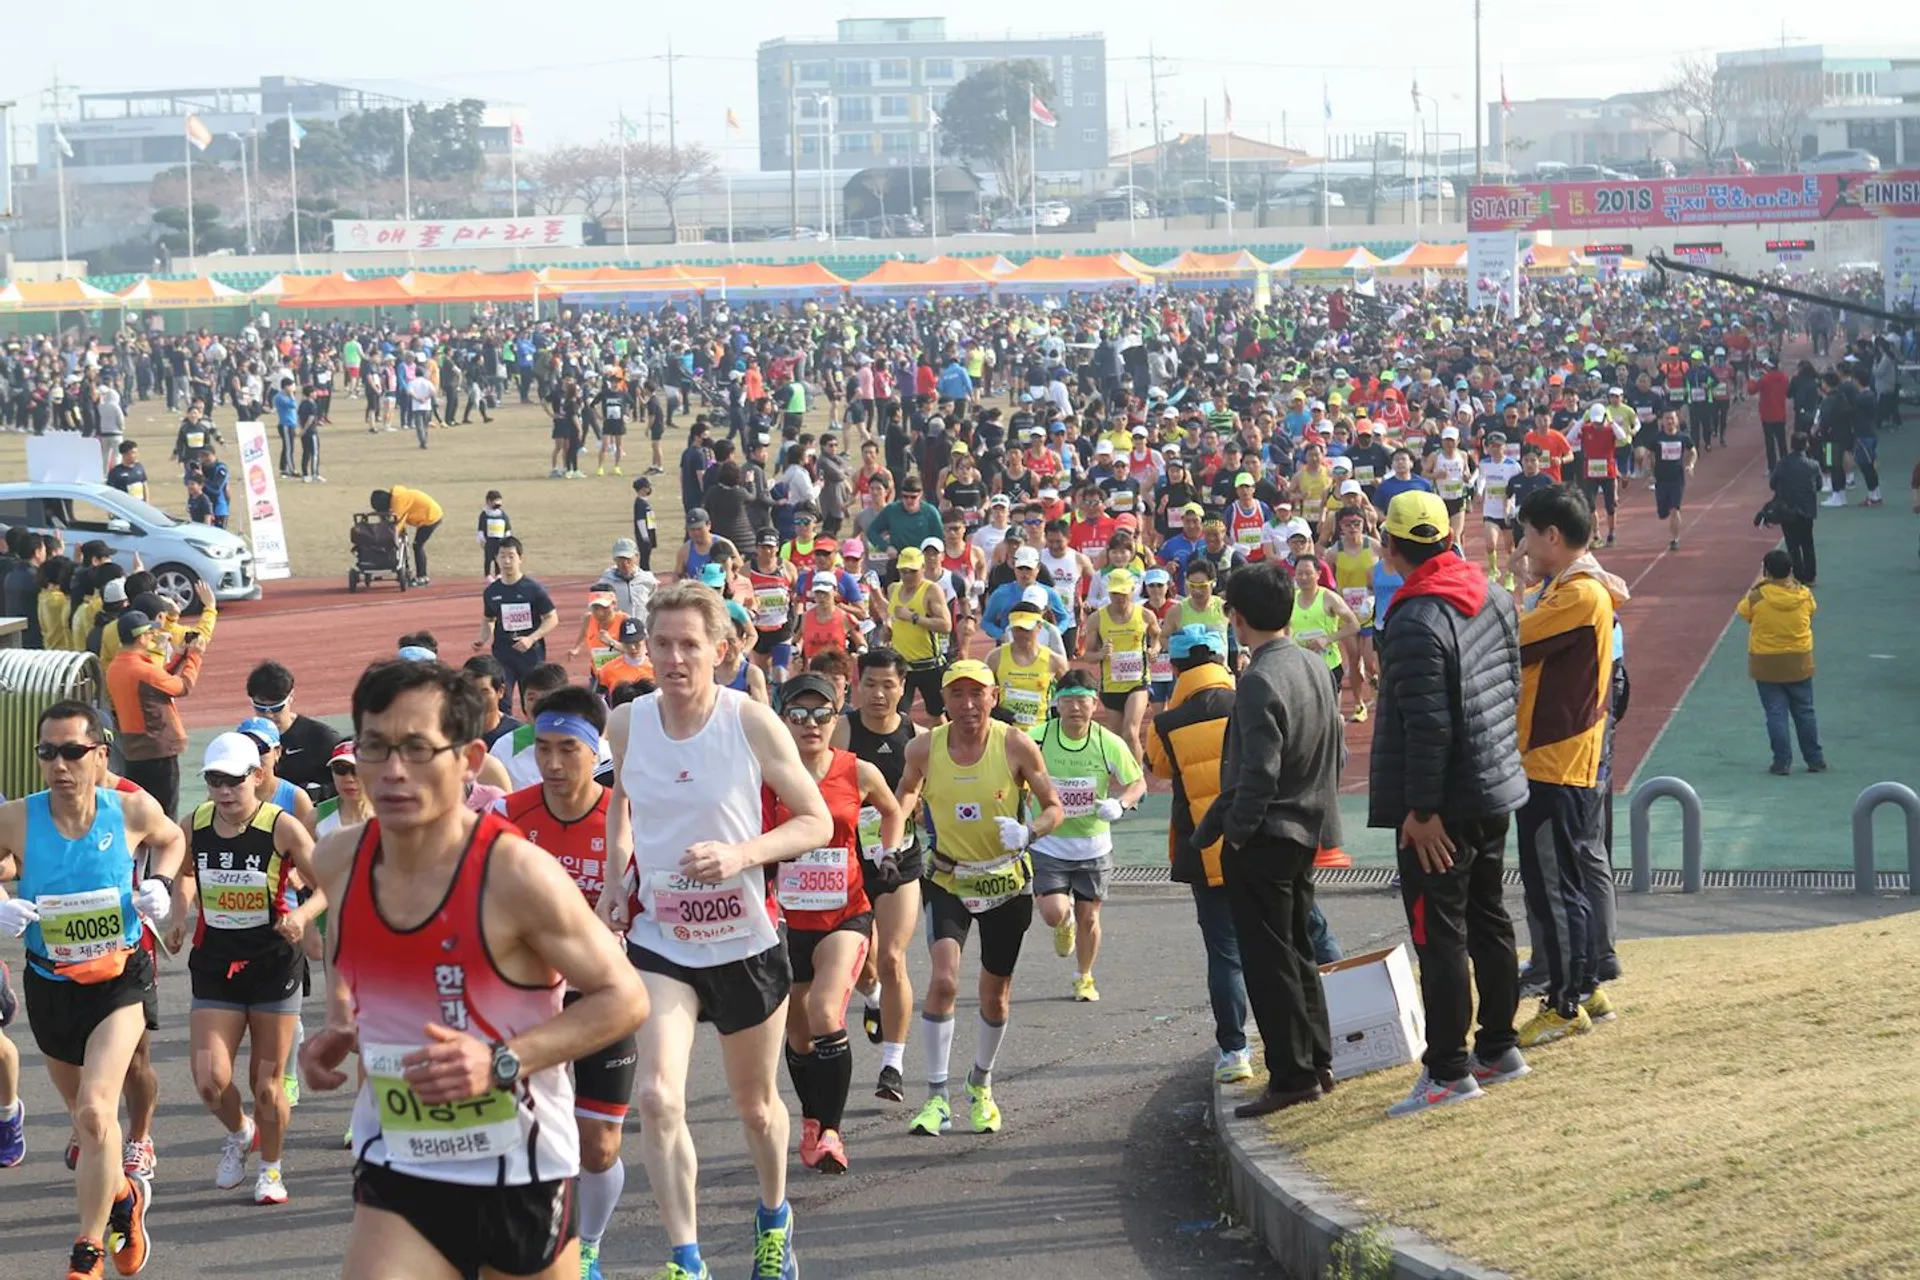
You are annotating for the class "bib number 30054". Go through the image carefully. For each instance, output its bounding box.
[362,1043,522,1164]
[649,874,759,945]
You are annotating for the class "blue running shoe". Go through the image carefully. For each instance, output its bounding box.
[751,1206,797,1279]
[0,1099,23,1168]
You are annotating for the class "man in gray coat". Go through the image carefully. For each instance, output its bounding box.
[1191,558,1345,1117]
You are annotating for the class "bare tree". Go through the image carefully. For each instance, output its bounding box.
[527,144,622,220]
[1741,59,1823,170]
[1639,55,1739,163]
[632,142,719,236]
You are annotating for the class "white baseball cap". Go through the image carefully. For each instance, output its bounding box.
[202,732,262,777]
[1013,546,1041,568]
[1440,426,1461,441]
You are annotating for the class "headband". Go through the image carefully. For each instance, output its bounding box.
[1052,685,1100,707]
[397,645,437,662]
[534,712,602,749]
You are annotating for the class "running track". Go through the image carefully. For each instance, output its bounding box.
[185,400,1779,792]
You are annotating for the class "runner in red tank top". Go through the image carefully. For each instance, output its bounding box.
[297,659,648,1280]
[765,673,904,1176]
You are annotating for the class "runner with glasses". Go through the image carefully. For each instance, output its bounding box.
[0,701,185,1280]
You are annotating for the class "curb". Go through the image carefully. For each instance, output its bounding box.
[1212,1069,1511,1280]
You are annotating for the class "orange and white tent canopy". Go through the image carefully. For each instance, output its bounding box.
[1377,242,1467,274]
[1151,249,1268,278]
[997,253,1154,291]
[116,276,251,307]
[1268,246,1382,274]
[852,257,994,295]
[0,278,123,311]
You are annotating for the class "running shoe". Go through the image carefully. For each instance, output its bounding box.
[108,1175,151,1275]
[967,1081,1002,1133]
[341,1126,354,1151]
[282,1073,301,1108]
[812,1129,847,1175]
[215,1117,258,1189]
[1580,987,1617,1023]
[67,1238,107,1280]
[797,1118,821,1170]
[752,1212,797,1279]
[861,1004,882,1045]
[596,467,606,477]
[1669,539,1681,551]
[1072,973,1100,1003]
[907,1095,952,1136]
[580,1240,603,1280]
[1516,1002,1593,1048]
[648,1265,709,1280]
[1213,1048,1254,1084]
[121,1137,155,1179]
[874,1065,905,1102]
[1350,701,1369,724]
[0,1100,23,1168]
[1516,964,1549,999]
[1386,1070,1484,1118]
[1051,915,1076,958]
[254,1166,287,1206]
[1466,1046,1532,1087]
[613,467,624,477]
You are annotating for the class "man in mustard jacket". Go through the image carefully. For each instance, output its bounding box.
[370,485,444,584]
[1737,549,1824,776]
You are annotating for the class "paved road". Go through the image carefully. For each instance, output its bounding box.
[2,884,1914,1280]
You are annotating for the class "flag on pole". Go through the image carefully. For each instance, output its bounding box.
[1733,150,1755,175]
[1500,71,1512,116]
[1224,82,1234,127]
[401,106,413,140]
[52,125,73,158]
[1029,94,1057,128]
[619,111,638,140]
[726,108,741,133]
[286,107,306,150]
[185,114,213,151]
[928,104,940,129]
[1323,80,1333,122]
[1411,77,1422,111]
[511,119,525,147]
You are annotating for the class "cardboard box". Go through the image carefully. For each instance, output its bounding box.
[1318,944,1426,1082]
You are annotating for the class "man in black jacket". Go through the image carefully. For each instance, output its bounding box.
[1191,559,1344,1117]
[1370,491,1531,1118]
[1768,433,1823,585]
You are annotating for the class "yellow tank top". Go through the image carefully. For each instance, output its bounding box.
[924,722,1022,878]
[992,645,1055,727]
[1333,543,1378,624]
[886,579,943,663]
[1096,604,1149,693]
[1296,469,1331,519]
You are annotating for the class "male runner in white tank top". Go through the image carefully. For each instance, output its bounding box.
[604,581,833,1280]
[298,659,650,1280]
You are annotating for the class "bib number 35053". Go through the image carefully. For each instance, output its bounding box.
[776,848,851,912]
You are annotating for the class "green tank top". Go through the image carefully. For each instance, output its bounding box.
[1175,598,1229,646]
[1030,720,1122,841]
[1291,589,1342,669]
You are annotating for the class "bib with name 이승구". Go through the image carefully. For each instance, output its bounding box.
[362,1043,523,1164]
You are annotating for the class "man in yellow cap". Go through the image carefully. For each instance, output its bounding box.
[884,546,952,719]
[893,659,1063,1138]
[1078,569,1159,765]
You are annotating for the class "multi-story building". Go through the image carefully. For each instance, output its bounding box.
[757,18,1107,177]
[1716,45,1920,167]
[1486,94,1682,172]
[37,76,517,187]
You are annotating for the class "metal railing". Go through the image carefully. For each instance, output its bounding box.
[1852,783,1920,896]
[1629,776,1704,894]
[0,649,106,801]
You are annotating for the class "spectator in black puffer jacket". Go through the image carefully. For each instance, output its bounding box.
[1369,490,1529,1117]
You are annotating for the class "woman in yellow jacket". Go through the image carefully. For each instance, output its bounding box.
[36,556,75,650]
[1737,549,1825,776]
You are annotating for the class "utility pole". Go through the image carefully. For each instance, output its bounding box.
[44,73,72,269]
[1473,0,1484,182]
[788,77,799,234]
[0,101,15,223]
[664,40,680,156]
[1146,43,1166,194]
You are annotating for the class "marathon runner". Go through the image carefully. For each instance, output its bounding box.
[0,700,186,1280]
[164,732,324,1206]
[884,546,952,720]
[1078,570,1158,764]
[297,660,650,1280]
[985,602,1069,729]
[605,581,833,1280]
[894,660,1064,1137]
[500,687,636,1280]
[769,673,906,1173]
[1028,673,1145,1003]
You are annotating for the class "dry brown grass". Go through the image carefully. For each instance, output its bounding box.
[0,389,836,581]
[1234,914,1920,1280]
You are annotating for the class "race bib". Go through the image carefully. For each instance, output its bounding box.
[857,806,886,864]
[1341,587,1373,620]
[1404,434,1427,453]
[1148,653,1174,684]
[1109,649,1144,685]
[647,873,760,945]
[1056,777,1098,819]
[200,867,270,930]
[1234,525,1262,547]
[185,430,206,449]
[1660,441,1684,461]
[1001,685,1044,726]
[1438,474,1465,499]
[775,848,850,912]
[37,888,126,964]
[499,601,534,633]
[1688,387,1706,402]
[1353,466,1375,482]
[484,515,508,538]
[605,403,623,420]
[127,482,149,502]
[1485,479,1508,500]
[362,1043,523,1164]
[1586,458,1611,478]
[948,851,1032,914]
[754,589,789,627]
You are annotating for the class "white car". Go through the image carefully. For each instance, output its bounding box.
[0,481,261,605]
[1799,149,1881,174]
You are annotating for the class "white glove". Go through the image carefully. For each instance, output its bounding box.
[1094,798,1126,823]
[0,898,39,938]
[994,817,1030,853]
[134,879,172,925]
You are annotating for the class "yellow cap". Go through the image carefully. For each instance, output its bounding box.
[1106,569,1136,594]
[1382,491,1452,545]
[895,546,925,570]
[941,658,996,688]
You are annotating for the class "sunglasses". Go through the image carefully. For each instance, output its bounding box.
[250,699,290,714]
[781,706,838,727]
[203,771,251,790]
[328,762,357,777]
[36,742,101,762]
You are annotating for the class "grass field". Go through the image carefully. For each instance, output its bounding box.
[1235,914,1920,1279]
[0,388,753,581]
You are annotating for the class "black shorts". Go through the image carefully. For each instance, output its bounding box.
[1442,497,1465,516]
[1654,477,1685,520]
[789,912,873,986]
[551,423,578,442]
[24,947,158,1067]
[188,946,305,1013]
[649,421,667,441]
[1482,515,1508,531]
[902,661,946,718]
[860,844,927,900]
[352,1161,575,1280]
[754,624,794,655]
[627,935,791,1036]
[1099,687,1144,714]
[922,877,1034,978]
[562,990,636,1124]
[601,420,626,437]
[1579,476,1618,514]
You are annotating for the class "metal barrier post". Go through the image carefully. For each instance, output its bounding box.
[1851,783,1920,896]
[1629,776,1704,894]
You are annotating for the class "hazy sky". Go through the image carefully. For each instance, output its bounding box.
[0,1,1892,167]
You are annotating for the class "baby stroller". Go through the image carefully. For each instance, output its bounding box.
[348,511,413,592]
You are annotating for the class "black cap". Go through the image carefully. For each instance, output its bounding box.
[778,672,838,707]
[617,617,644,642]
[757,529,780,546]
[117,610,155,645]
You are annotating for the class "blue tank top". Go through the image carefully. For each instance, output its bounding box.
[727,661,751,692]
[18,788,140,980]
[685,542,717,577]
[271,777,301,812]
[1371,563,1406,627]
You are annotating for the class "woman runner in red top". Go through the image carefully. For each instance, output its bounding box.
[765,673,904,1176]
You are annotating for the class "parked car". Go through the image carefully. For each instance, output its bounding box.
[1382,176,1456,199]
[767,226,830,241]
[1799,149,1882,174]
[0,481,261,605]
[991,203,1071,231]
[1080,194,1151,221]
[1268,190,1347,207]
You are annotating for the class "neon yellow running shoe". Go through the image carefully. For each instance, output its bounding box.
[1072,973,1100,1003]
[967,1081,1002,1133]
[1052,916,1076,958]
[907,1095,951,1136]
[1517,1001,1593,1048]
[1581,987,1617,1023]
[648,1264,710,1280]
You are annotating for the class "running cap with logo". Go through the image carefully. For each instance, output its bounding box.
[895,547,926,571]
[779,672,838,706]
[687,507,711,527]
[698,563,728,588]
[117,611,155,644]
[203,732,262,777]
[612,537,640,558]
[941,658,996,688]
[1106,570,1136,594]
[1383,491,1453,545]
[103,579,129,605]
[1234,472,1255,487]
[1013,546,1041,568]
[617,617,644,641]
[1168,624,1225,659]
[1008,606,1042,630]
[237,716,281,751]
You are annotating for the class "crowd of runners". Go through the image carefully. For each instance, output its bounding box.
[0,259,1912,1280]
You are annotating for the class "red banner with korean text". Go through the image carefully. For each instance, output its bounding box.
[331,216,585,253]
[1468,173,1920,234]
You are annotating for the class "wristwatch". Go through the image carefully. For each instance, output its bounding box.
[489,1041,522,1091]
